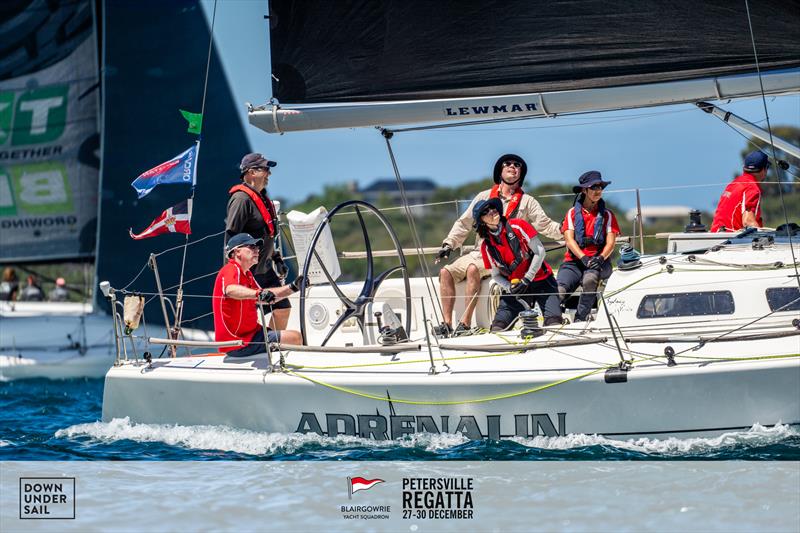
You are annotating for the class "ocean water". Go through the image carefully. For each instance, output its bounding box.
[2,378,799,461]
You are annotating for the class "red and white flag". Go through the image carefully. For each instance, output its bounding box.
[129,199,192,240]
[348,476,384,498]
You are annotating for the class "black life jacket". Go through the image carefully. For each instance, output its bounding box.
[485,221,532,278]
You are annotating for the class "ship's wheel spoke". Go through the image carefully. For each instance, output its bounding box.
[298,201,412,346]
[312,249,354,308]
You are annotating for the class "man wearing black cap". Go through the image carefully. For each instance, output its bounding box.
[226,152,292,330]
[557,170,620,323]
[710,150,770,232]
[212,233,303,357]
[434,154,562,336]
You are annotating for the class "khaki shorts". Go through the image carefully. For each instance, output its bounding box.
[442,252,491,284]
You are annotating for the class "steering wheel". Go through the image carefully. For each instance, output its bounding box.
[298,200,412,346]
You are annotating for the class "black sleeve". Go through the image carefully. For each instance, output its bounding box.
[225,193,251,240]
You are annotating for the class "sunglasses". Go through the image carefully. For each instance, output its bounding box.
[502,161,521,169]
[587,184,606,191]
[481,207,500,217]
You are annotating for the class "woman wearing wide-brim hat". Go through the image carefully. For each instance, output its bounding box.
[556,171,620,323]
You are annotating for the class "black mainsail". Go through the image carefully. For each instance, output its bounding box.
[254,0,800,133]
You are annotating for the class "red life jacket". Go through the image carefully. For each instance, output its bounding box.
[489,184,523,218]
[228,184,277,237]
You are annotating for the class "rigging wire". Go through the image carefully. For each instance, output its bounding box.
[743,0,800,291]
[171,0,218,336]
[381,132,446,326]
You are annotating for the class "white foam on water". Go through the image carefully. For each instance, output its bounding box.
[55,418,796,457]
[510,423,798,455]
[0,439,12,447]
[56,418,468,456]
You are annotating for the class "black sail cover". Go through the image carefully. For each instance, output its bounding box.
[270,0,800,103]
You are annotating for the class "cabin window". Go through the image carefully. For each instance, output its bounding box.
[765,287,800,312]
[636,291,735,319]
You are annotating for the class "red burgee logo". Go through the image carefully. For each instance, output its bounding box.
[348,476,384,498]
[140,158,180,178]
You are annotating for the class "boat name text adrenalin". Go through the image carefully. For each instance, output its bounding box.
[296,411,567,440]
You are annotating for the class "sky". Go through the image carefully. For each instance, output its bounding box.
[201,1,799,215]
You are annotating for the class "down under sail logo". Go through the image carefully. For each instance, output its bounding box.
[347,476,384,498]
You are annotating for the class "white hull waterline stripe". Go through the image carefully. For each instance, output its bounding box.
[249,69,800,134]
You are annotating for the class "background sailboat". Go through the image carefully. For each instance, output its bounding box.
[0,0,252,378]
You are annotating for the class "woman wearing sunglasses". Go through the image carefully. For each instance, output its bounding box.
[475,197,563,331]
[557,170,620,323]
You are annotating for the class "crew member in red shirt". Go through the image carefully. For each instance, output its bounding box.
[710,150,770,232]
[478,197,562,330]
[213,233,304,356]
[557,171,620,322]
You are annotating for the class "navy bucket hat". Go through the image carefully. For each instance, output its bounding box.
[573,170,611,193]
[493,154,528,185]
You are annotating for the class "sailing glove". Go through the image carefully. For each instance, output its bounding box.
[580,255,592,267]
[290,275,307,293]
[257,289,276,304]
[510,279,530,295]
[272,253,289,278]
[435,243,452,262]
[587,256,605,270]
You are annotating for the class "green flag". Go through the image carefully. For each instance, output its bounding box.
[180,109,203,135]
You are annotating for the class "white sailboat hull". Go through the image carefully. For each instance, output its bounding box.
[101,241,800,440]
[0,311,115,380]
[102,336,799,440]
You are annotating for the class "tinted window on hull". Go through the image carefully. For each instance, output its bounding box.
[766,288,800,312]
[637,291,735,319]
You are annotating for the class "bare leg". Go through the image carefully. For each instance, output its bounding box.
[458,264,482,326]
[270,308,290,330]
[439,268,455,326]
[278,329,303,346]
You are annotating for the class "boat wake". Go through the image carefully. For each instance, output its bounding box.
[55,418,799,460]
[509,423,800,458]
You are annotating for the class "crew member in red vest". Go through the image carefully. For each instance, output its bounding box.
[557,171,620,323]
[213,233,304,357]
[226,153,292,330]
[477,197,562,330]
[710,150,769,232]
[434,154,562,337]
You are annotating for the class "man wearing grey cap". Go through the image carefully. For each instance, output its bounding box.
[226,152,292,330]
